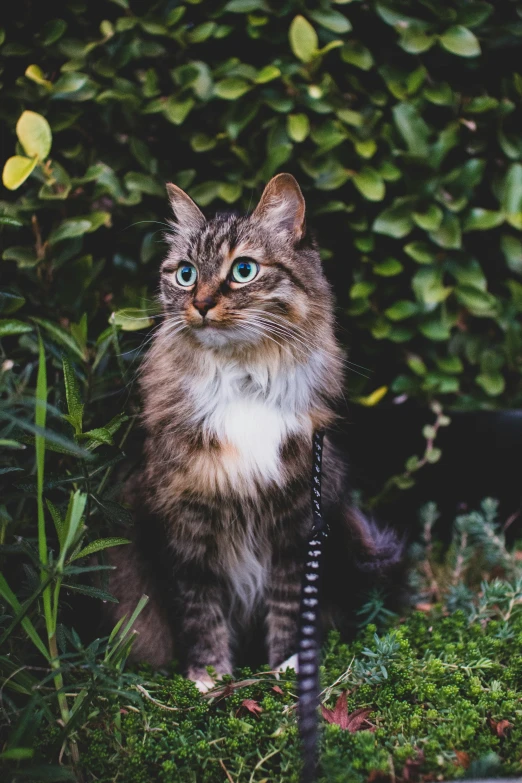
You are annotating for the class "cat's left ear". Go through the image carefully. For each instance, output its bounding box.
[251,173,306,241]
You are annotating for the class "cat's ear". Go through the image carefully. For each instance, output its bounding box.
[166,183,206,230]
[251,173,306,241]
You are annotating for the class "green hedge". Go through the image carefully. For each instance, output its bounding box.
[1,0,522,410]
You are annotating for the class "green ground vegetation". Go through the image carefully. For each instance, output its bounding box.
[4,500,522,782]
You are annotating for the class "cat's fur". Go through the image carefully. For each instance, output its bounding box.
[107,174,403,688]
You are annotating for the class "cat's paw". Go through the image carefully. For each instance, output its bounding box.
[187,669,218,693]
[278,653,299,674]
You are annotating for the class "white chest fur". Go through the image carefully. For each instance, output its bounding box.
[188,354,316,491]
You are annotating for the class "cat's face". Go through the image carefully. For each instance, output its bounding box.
[160,174,331,350]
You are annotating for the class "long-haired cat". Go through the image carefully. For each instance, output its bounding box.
[107,174,403,690]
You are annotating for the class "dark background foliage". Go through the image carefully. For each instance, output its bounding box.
[1,1,522,780]
[1,0,522,412]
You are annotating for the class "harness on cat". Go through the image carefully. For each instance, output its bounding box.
[297,429,327,783]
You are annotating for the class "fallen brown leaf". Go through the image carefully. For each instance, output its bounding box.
[321,691,372,732]
[272,685,284,695]
[489,717,513,737]
[238,699,263,717]
[454,750,470,769]
[415,602,435,612]
[402,750,425,781]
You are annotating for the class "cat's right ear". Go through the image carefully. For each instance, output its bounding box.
[166,183,206,230]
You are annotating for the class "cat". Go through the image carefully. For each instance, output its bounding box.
[106,174,403,691]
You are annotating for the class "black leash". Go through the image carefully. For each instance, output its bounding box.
[297,429,328,783]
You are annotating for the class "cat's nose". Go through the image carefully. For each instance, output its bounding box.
[193,296,216,317]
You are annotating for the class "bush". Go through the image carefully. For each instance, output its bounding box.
[1,0,522,410]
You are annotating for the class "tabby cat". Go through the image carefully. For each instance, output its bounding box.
[108,174,403,691]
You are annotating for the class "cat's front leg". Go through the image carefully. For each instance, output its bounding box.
[266,545,303,670]
[176,563,232,692]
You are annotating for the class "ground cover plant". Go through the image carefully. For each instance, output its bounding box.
[1,0,522,781]
[4,499,522,781]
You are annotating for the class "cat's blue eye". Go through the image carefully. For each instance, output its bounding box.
[176,263,197,287]
[231,258,259,284]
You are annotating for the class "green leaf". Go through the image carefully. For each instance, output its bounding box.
[0,216,24,227]
[70,537,130,562]
[32,317,85,360]
[399,26,436,54]
[289,15,318,63]
[419,320,451,341]
[308,8,351,34]
[225,0,266,11]
[0,291,25,314]
[340,41,373,70]
[287,113,310,143]
[214,78,251,100]
[80,427,113,446]
[0,319,32,337]
[429,212,461,249]
[109,309,154,331]
[63,583,118,602]
[373,201,414,238]
[464,208,504,231]
[352,167,385,201]
[46,499,65,547]
[48,219,92,244]
[413,268,452,309]
[2,156,37,190]
[373,258,404,276]
[41,18,67,45]
[62,356,84,435]
[350,281,375,299]
[59,491,87,568]
[164,97,194,125]
[404,242,436,264]
[2,246,38,267]
[53,72,89,95]
[393,103,430,157]
[439,26,481,57]
[454,285,498,316]
[0,748,34,761]
[255,65,281,84]
[476,372,505,396]
[0,572,49,660]
[501,163,522,215]
[385,300,419,321]
[500,234,522,274]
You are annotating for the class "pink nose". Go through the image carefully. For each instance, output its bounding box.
[193,297,216,317]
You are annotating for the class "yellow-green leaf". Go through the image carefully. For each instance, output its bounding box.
[356,386,388,406]
[25,64,52,89]
[287,113,310,143]
[2,156,37,190]
[16,111,52,161]
[110,308,154,331]
[289,15,318,63]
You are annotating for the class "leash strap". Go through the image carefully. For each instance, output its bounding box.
[297,429,327,783]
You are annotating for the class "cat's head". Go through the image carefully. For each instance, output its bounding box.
[160,174,333,351]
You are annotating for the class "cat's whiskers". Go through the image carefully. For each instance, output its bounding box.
[245,309,371,378]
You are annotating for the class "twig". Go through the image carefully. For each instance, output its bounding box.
[219,758,235,783]
[135,684,180,711]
